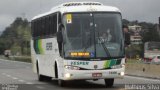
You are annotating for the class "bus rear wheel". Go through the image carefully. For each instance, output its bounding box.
[104,78,114,87]
[58,80,66,87]
[38,74,46,81]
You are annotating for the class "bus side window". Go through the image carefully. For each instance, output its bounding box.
[31,21,34,37]
[48,16,53,36]
[40,19,43,37]
[39,19,42,37]
[35,21,38,37]
[42,18,45,37]
[51,14,56,35]
[54,14,57,35]
[38,20,40,37]
[45,17,48,36]
[50,15,53,35]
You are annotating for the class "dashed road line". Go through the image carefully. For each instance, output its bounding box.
[1,72,34,84]
[26,82,33,84]
[18,79,25,82]
[12,77,18,80]
[26,67,31,68]
[2,73,6,75]
[36,86,46,89]
[6,75,11,77]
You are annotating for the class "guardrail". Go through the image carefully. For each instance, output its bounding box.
[126,63,160,79]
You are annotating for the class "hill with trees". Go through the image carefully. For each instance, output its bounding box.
[123,19,160,58]
[0,17,31,55]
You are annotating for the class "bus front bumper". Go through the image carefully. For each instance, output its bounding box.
[62,68,125,80]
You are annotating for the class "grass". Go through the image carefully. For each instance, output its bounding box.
[126,58,142,64]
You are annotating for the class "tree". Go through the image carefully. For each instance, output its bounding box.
[0,17,31,55]
[141,24,160,43]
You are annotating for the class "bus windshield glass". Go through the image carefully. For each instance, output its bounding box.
[63,13,124,59]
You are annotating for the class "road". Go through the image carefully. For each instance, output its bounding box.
[0,59,160,90]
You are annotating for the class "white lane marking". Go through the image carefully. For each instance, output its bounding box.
[26,67,31,68]
[1,73,33,84]
[2,73,19,80]
[2,73,6,75]
[125,76,160,82]
[6,75,11,77]
[18,79,25,82]
[12,77,18,80]
[36,86,45,89]
[26,82,33,84]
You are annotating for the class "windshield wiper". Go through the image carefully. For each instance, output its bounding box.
[97,32,111,57]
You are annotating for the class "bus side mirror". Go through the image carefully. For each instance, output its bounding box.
[57,31,63,43]
[57,24,64,43]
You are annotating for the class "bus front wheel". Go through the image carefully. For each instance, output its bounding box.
[37,63,45,81]
[104,78,114,87]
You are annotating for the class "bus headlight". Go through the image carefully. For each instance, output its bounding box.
[65,73,71,78]
[111,64,124,69]
[120,72,125,76]
[64,65,80,70]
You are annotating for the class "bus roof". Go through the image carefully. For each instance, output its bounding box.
[32,2,121,20]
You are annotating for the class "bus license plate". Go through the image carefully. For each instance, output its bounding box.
[92,73,102,77]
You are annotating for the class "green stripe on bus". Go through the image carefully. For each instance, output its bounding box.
[109,59,116,67]
[36,40,39,54]
[104,60,111,68]
[103,61,107,68]
[38,39,44,54]
[104,59,122,69]
[107,60,111,67]
[116,59,121,65]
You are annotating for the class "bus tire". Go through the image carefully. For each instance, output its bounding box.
[58,80,66,87]
[37,63,45,81]
[104,78,114,88]
[55,62,58,78]
[55,63,66,87]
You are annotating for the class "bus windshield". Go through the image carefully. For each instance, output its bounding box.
[63,13,124,59]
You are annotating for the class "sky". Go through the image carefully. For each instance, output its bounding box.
[0,0,160,31]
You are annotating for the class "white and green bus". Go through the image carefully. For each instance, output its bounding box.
[31,2,126,87]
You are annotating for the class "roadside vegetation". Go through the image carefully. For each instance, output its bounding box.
[123,19,160,59]
[0,17,31,55]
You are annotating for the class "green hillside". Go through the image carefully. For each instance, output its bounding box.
[0,17,31,55]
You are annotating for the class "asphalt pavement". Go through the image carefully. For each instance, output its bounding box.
[0,59,160,90]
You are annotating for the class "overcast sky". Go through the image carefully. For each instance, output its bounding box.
[0,0,160,31]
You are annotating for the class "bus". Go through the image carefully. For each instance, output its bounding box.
[31,2,125,87]
[144,42,160,62]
